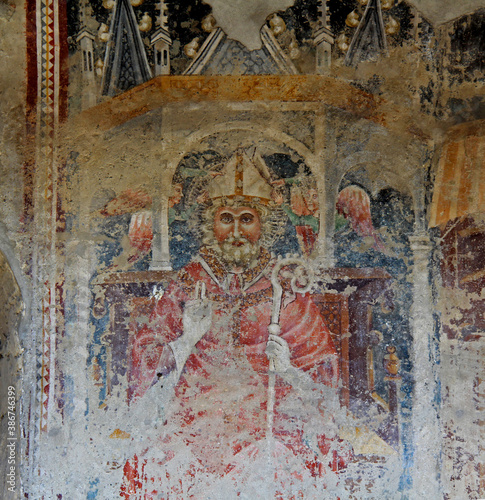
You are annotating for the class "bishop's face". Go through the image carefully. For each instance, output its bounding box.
[214,207,262,243]
[213,206,262,269]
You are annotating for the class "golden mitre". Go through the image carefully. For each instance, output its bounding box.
[206,149,273,204]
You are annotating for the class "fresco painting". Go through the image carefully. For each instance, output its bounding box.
[0,0,484,498]
[123,153,349,497]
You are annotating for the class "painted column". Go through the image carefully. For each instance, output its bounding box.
[150,189,172,271]
[151,107,173,270]
[314,109,336,267]
[409,234,441,498]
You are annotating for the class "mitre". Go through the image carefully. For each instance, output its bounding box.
[207,149,273,203]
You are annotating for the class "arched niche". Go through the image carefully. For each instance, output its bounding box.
[154,128,326,269]
[165,122,317,172]
[324,153,419,255]
[333,162,415,247]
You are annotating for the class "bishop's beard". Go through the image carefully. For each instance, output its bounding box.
[212,236,261,269]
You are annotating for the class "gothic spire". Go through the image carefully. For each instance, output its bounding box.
[345,0,388,66]
[151,0,172,76]
[101,0,152,96]
[314,0,334,73]
[156,0,169,31]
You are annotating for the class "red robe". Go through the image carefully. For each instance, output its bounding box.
[122,246,349,498]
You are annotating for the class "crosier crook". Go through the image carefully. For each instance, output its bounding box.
[266,256,314,464]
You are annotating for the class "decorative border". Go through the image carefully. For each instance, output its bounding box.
[27,0,68,435]
[37,0,57,434]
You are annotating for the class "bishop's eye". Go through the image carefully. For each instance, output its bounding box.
[219,212,234,224]
[240,213,254,224]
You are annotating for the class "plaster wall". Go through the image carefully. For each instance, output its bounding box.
[0,0,484,498]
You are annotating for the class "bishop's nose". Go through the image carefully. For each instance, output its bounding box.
[232,219,241,238]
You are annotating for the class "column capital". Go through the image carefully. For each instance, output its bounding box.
[408,233,432,253]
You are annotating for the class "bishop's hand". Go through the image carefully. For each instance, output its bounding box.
[169,282,212,372]
[182,295,212,346]
[266,334,291,374]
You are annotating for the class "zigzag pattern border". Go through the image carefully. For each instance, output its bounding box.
[35,0,59,434]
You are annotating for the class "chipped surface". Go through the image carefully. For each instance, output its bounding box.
[0,0,483,498]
